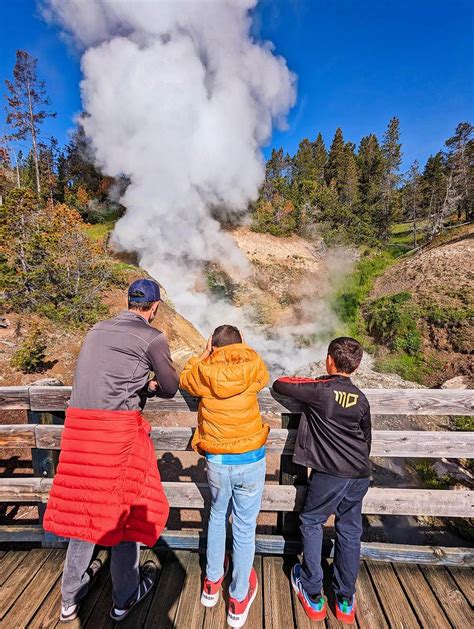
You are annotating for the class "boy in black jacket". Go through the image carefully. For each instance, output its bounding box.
[273,337,370,625]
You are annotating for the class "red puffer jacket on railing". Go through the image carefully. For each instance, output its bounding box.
[43,407,169,547]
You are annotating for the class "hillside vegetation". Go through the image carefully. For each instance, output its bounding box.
[334,225,473,386]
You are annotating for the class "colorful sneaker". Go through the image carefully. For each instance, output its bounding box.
[335,594,356,624]
[227,567,258,628]
[290,563,327,621]
[201,555,230,608]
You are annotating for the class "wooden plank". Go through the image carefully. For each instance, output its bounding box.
[370,430,474,458]
[0,424,35,448]
[263,555,295,628]
[366,562,420,628]
[0,525,46,542]
[421,565,473,628]
[0,477,43,502]
[82,575,114,629]
[143,550,189,628]
[0,548,51,620]
[163,483,474,517]
[0,550,29,586]
[1,385,473,415]
[2,526,473,566]
[448,566,474,606]
[173,551,206,629]
[145,388,474,416]
[0,386,30,410]
[356,562,388,629]
[28,574,63,629]
[393,563,451,628]
[247,555,264,629]
[3,549,65,627]
[2,424,469,458]
[29,386,71,412]
[1,479,473,518]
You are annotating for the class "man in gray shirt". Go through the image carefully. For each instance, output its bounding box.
[57,278,178,623]
[70,281,178,410]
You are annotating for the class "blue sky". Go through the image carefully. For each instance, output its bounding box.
[1,0,472,170]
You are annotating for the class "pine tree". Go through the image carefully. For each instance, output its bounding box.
[379,117,402,241]
[312,132,327,181]
[5,50,56,197]
[423,152,446,225]
[340,142,359,208]
[64,126,102,199]
[444,122,473,221]
[358,133,384,235]
[326,127,346,193]
[293,138,317,181]
[404,160,423,248]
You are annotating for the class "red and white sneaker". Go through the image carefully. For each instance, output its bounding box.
[227,567,258,628]
[201,556,230,608]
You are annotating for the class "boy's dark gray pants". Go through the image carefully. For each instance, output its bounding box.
[61,538,140,608]
[300,471,370,599]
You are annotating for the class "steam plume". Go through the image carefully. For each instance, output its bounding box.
[43,0,335,372]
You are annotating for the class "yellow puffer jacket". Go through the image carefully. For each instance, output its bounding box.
[179,343,270,455]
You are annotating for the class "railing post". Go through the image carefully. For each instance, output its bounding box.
[27,379,65,544]
[278,412,307,536]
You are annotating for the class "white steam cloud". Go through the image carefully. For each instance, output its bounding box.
[43,0,336,373]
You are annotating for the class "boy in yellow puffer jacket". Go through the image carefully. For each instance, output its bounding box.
[180,325,269,628]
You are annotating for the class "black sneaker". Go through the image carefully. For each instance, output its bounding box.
[109,560,157,622]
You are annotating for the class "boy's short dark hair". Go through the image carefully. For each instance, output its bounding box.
[212,325,242,347]
[328,337,363,374]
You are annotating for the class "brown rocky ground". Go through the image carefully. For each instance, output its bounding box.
[229,227,354,328]
[0,287,204,389]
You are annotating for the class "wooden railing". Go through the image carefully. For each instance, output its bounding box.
[1,386,473,566]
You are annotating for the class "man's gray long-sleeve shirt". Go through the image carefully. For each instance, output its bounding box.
[70,310,179,411]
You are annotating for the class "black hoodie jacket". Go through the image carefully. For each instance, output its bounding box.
[273,374,371,478]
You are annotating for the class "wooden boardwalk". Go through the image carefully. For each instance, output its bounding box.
[0,549,472,628]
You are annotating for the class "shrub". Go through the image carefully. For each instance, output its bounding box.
[11,324,47,373]
[452,416,474,432]
[1,189,121,326]
[251,193,296,237]
[411,459,451,490]
[365,292,421,354]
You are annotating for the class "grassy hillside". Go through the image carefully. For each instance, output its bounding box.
[335,223,473,386]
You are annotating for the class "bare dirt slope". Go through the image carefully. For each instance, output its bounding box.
[372,225,473,309]
[228,227,354,328]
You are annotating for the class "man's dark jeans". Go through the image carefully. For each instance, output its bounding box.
[299,471,370,599]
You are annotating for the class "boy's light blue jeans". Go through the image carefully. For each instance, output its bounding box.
[206,457,266,601]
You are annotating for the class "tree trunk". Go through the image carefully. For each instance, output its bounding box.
[26,79,41,198]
